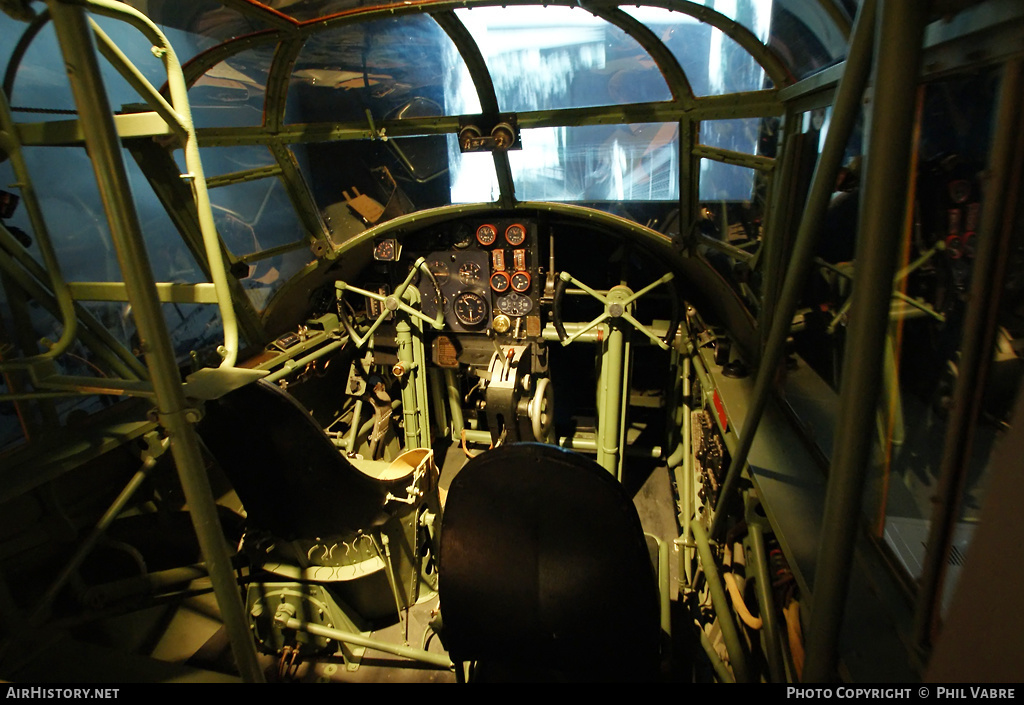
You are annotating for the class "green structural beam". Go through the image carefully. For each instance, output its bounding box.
[45,0,263,683]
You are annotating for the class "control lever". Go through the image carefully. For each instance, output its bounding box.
[485,328,503,357]
[486,329,512,380]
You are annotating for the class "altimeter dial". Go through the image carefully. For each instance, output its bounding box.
[454,292,488,327]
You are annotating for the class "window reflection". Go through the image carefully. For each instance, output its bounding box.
[623,5,771,96]
[454,6,671,113]
[198,145,277,179]
[286,15,479,125]
[190,43,276,129]
[778,68,1019,616]
[450,123,679,204]
[877,72,1017,614]
[207,177,311,309]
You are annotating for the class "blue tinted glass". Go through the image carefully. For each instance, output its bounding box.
[207,177,312,309]
[17,146,119,281]
[190,43,276,128]
[121,1,274,62]
[623,6,770,95]
[242,248,312,312]
[199,145,277,178]
[454,6,671,113]
[700,118,763,155]
[287,15,480,125]
[770,0,848,78]
[3,17,161,121]
[15,144,211,284]
[208,177,304,258]
[699,158,755,201]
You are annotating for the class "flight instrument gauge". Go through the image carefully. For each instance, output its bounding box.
[428,259,450,285]
[373,238,398,261]
[458,261,482,284]
[476,224,498,246]
[510,270,531,293]
[454,292,488,327]
[505,223,527,246]
[490,271,511,293]
[497,292,533,317]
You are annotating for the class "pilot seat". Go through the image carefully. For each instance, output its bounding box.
[436,443,663,682]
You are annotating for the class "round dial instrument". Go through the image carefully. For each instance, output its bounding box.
[427,259,450,285]
[476,224,498,246]
[505,223,527,246]
[490,270,511,293]
[510,270,531,293]
[454,292,488,327]
[458,261,482,284]
[372,239,396,261]
[497,292,533,316]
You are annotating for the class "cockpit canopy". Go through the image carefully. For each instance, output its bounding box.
[1,0,851,274]
[0,0,857,450]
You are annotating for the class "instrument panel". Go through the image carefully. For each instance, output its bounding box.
[372,219,543,340]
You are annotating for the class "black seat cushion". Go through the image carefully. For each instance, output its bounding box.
[438,443,661,680]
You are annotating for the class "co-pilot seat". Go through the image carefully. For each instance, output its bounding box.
[437,443,662,682]
[198,379,419,539]
[197,379,437,645]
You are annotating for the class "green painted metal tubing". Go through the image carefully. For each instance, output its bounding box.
[444,368,465,441]
[29,438,167,625]
[0,90,79,371]
[697,621,736,684]
[26,374,154,398]
[88,18,187,136]
[344,397,364,453]
[756,104,798,349]
[597,323,626,477]
[78,0,241,368]
[83,563,211,608]
[749,522,785,683]
[0,235,146,380]
[691,519,749,683]
[655,533,671,637]
[262,338,345,383]
[276,615,454,671]
[45,0,263,683]
[429,369,450,439]
[0,438,166,665]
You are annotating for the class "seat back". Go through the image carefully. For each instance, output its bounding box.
[198,380,406,540]
[438,443,661,681]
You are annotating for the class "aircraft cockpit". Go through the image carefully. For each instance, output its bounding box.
[0,0,1022,685]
